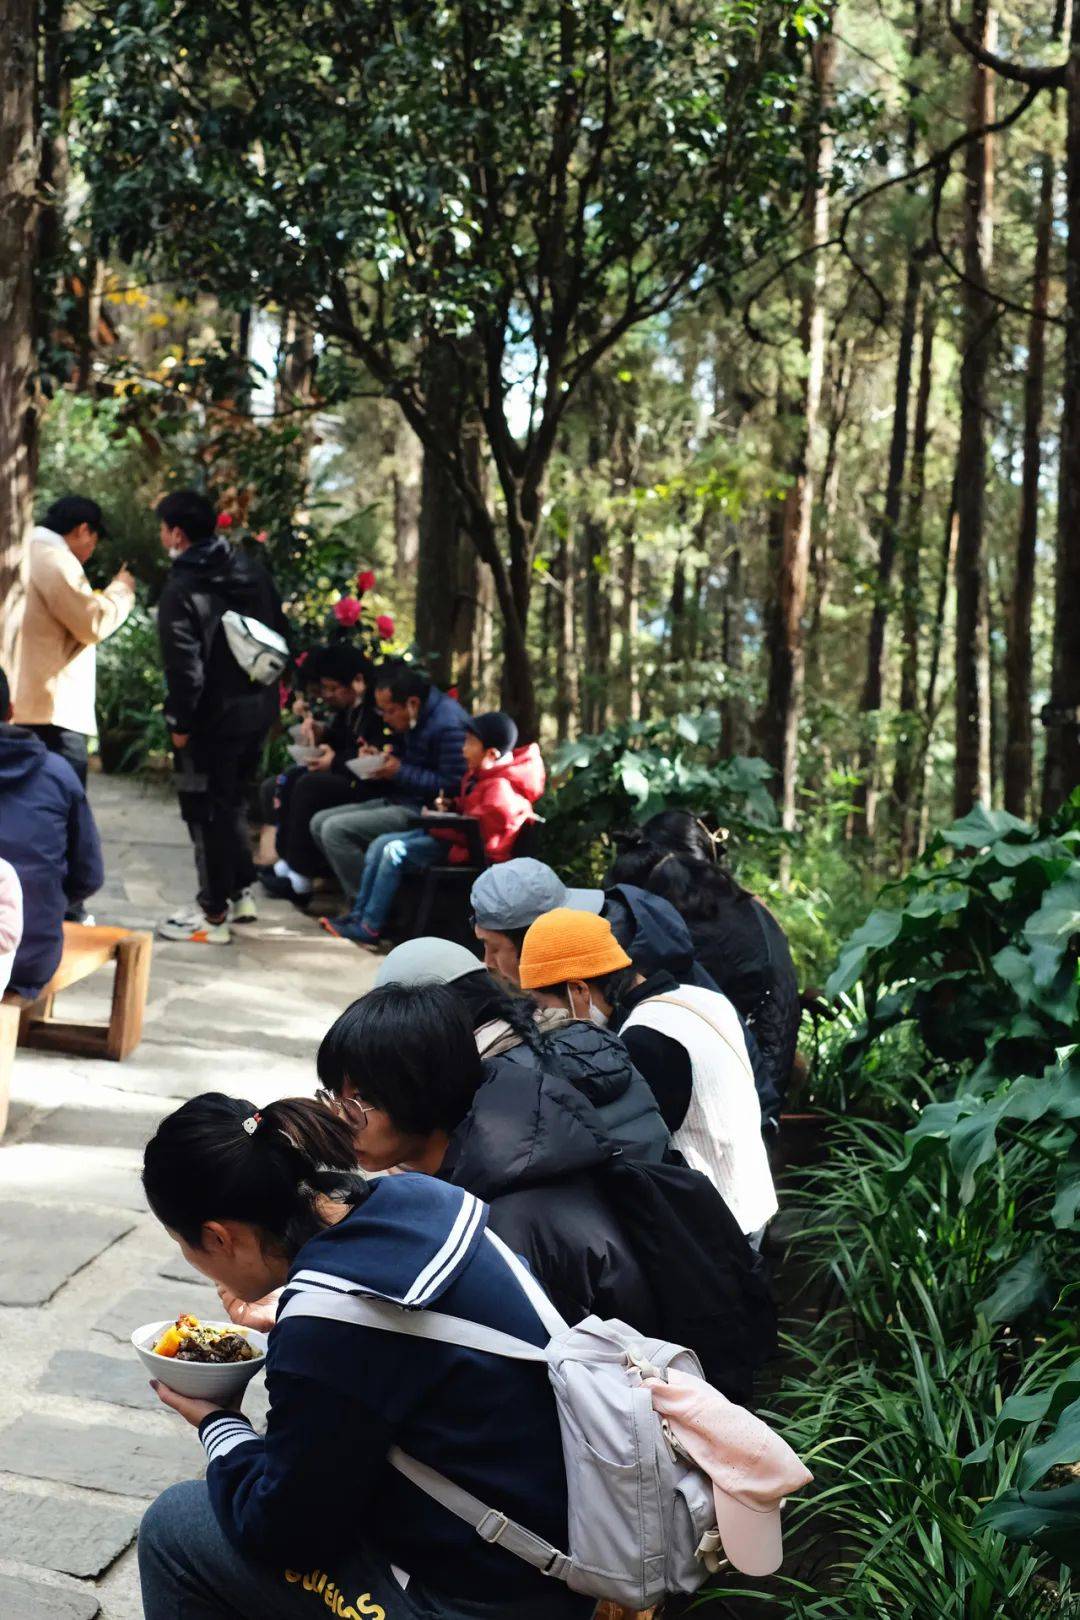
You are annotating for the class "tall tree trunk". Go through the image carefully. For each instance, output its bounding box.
[1044,8,1080,809]
[915,488,959,851]
[761,27,835,834]
[415,338,467,689]
[1005,154,1053,817]
[554,533,579,742]
[720,534,746,755]
[893,301,936,863]
[953,0,996,815]
[580,513,610,732]
[618,534,640,723]
[450,420,486,708]
[0,0,40,680]
[852,250,922,836]
[808,336,852,691]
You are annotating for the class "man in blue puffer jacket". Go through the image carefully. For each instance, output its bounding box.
[0,665,103,999]
[310,664,468,902]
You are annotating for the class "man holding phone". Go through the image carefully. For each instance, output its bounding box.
[13,495,135,788]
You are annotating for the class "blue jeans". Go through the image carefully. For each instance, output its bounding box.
[139,1479,591,1620]
[350,831,441,935]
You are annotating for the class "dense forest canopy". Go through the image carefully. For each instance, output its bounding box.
[1,0,1078,872]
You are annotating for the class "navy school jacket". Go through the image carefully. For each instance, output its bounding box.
[0,725,103,998]
[198,1174,588,1606]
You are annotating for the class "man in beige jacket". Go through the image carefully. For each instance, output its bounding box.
[13,495,135,786]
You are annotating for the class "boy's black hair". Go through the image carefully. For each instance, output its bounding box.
[0,665,10,718]
[142,1092,361,1252]
[156,489,218,544]
[317,983,483,1135]
[373,662,431,706]
[41,495,106,538]
[319,644,373,687]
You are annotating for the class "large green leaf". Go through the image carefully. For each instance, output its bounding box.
[963,1357,1080,1467]
[1018,1395,1080,1489]
[978,1244,1051,1324]
[1023,872,1080,988]
[1053,1146,1080,1229]
[975,1480,1080,1568]
[941,804,1031,850]
[825,908,903,998]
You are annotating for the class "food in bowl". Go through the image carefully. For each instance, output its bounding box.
[152,1313,256,1365]
[287,744,321,765]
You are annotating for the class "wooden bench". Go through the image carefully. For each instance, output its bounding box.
[2,922,153,1065]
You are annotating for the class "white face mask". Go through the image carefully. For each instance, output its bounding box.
[565,988,608,1028]
[165,546,185,561]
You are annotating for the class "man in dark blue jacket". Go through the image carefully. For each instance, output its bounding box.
[0,665,104,1000]
[310,664,468,901]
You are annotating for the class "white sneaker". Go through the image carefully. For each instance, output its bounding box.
[228,888,258,924]
[156,906,231,945]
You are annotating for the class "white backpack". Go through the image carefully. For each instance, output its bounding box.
[220,609,290,685]
[279,1228,728,1610]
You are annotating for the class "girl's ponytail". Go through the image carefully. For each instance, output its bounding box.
[142,1092,361,1254]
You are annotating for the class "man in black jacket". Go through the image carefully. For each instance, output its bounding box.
[155,490,288,944]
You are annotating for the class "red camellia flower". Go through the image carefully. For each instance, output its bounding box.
[294,650,308,667]
[447,686,459,700]
[217,512,234,528]
[356,568,377,592]
[254,530,269,544]
[333,597,363,627]
[376,613,395,639]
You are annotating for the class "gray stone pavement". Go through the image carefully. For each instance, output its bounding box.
[0,772,378,1619]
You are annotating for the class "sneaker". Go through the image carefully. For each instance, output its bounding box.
[156,906,231,945]
[259,870,295,900]
[319,915,380,950]
[229,888,258,924]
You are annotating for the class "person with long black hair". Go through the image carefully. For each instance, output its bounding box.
[607,810,801,1105]
[139,1088,590,1620]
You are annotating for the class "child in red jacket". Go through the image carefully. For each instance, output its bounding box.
[323,712,544,949]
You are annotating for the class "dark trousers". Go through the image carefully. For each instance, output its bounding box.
[27,724,89,787]
[277,769,357,877]
[176,733,264,918]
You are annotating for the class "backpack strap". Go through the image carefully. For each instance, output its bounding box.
[277,1283,549,1361]
[482,1227,570,1337]
[386,1446,573,1582]
[639,993,755,1085]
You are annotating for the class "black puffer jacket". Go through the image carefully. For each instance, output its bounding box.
[489,1019,671,1163]
[439,1062,660,1331]
[688,896,801,1105]
[157,538,288,737]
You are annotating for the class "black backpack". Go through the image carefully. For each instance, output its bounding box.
[598,1153,777,1408]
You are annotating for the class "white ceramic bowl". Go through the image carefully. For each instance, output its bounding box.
[346,753,385,780]
[286,744,321,765]
[131,1319,268,1400]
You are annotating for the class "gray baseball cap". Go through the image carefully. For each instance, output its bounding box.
[470,858,604,932]
[374,937,484,989]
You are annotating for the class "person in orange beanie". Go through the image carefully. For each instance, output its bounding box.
[519,907,778,1244]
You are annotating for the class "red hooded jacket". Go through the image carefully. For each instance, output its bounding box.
[431,742,545,864]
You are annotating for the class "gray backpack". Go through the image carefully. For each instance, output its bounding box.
[279,1227,724,1610]
[220,609,290,685]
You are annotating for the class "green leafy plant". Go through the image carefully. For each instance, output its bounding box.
[538,713,779,882]
[94,606,170,772]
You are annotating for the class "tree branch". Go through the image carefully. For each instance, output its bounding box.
[948,18,1066,89]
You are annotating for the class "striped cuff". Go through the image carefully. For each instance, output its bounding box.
[199,1412,258,1464]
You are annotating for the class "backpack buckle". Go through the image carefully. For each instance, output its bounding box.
[476,1509,511,1545]
[542,1550,572,1580]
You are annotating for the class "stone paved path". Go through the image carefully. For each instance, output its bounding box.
[0,772,377,1619]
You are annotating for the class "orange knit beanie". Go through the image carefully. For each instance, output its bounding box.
[518,907,632,989]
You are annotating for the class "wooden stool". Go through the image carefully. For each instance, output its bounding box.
[6,923,153,1063]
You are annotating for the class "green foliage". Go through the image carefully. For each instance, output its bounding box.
[537,712,779,882]
[94,607,170,771]
[791,797,1080,1592]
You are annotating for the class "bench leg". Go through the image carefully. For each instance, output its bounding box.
[106,933,153,1060]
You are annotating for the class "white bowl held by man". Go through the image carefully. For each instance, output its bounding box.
[131,1320,268,1400]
